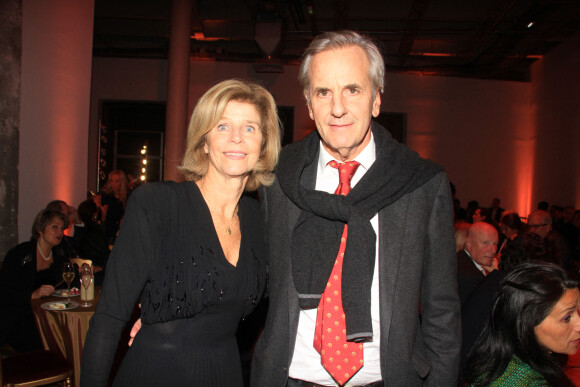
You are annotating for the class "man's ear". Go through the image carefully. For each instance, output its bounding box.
[304,90,314,120]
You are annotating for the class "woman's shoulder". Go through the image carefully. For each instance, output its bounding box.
[488,356,547,386]
[129,181,198,205]
[1,241,35,271]
[5,241,35,260]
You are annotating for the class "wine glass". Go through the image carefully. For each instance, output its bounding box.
[79,265,93,307]
[62,262,75,299]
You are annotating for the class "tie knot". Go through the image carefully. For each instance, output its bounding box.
[329,160,360,195]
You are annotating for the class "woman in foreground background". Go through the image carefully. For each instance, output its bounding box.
[81,79,281,386]
[464,261,580,386]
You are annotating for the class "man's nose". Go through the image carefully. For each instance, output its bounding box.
[331,94,347,117]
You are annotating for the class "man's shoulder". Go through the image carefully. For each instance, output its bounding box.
[456,250,478,273]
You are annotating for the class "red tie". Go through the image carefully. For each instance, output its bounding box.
[313,160,363,386]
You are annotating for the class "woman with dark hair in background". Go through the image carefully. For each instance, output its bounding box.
[0,209,68,352]
[464,261,580,386]
[499,211,524,242]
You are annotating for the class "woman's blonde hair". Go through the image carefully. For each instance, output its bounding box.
[179,79,281,191]
[454,221,471,253]
[104,169,129,206]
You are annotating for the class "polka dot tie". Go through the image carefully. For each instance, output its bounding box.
[313,160,363,386]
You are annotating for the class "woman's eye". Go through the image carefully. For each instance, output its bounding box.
[563,314,572,322]
[244,126,255,133]
[217,124,228,131]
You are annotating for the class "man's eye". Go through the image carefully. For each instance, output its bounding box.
[318,90,329,97]
[347,88,359,95]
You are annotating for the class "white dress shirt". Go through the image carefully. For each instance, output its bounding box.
[289,134,382,386]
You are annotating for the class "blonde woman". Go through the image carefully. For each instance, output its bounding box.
[82,79,281,386]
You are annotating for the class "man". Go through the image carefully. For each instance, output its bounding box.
[487,198,504,224]
[45,199,86,258]
[251,31,460,387]
[528,209,574,273]
[456,221,498,305]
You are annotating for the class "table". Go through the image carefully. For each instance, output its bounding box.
[31,288,100,387]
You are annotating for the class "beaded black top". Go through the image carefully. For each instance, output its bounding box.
[81,182,267,387]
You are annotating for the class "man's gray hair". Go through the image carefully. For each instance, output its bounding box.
[298,30,385,101]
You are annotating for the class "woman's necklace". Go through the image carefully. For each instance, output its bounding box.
[37,245,53,261]
[199,182,239,236]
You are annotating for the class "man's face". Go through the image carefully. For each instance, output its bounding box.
[465,225,498,266]
[528,214,552,239]
[305,45,381,161]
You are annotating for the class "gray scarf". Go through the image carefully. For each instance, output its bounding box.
[276,121,443,340]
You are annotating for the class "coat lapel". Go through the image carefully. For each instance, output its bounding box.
[377,194,409,343]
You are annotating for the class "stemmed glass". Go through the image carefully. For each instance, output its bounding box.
[79,265,93,307]
[62,262,75,299]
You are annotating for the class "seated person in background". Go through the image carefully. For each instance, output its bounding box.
[460,232,550,370]
[77,200,110,286]
[471,207,488,223]
[463,261,580,387]
[454,221,471,253]
[0,209,68,352]
[499,211,523,241]
[45,199,86,258]
[457,221,498,305]
[528,209,576,275]
[497,211,524,255]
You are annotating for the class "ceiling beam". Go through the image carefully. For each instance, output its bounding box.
[396,0,432,66]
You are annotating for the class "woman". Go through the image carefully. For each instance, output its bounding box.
[455,220,471,252]
[76,199,110,285]
[81,79,281,386]
[100,169,129,245]
[0,209,68,352]
[464,261,580,386]
[499,211,524,242]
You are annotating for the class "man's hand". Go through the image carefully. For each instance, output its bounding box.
[129,318,142,346]
[482,256,499,274]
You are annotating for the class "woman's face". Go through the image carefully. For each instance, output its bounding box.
[109,174,122,193]
[472,209,485,223]
[535,287,580,354]
[203,100,263,182]
[39,217,65,248]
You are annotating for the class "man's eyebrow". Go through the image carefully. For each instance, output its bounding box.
[313,86,330,94]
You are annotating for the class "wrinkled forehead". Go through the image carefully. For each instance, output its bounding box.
[471,227,498,242]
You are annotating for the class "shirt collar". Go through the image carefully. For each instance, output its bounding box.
[463,249,486,273]
[318,132,376,173]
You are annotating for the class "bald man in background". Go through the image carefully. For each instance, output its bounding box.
[456,222,498,305]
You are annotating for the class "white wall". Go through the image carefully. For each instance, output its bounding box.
[383,73,533,215]
[19,0,94,241]
[89,57,537,214]
[531,30,580,210]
